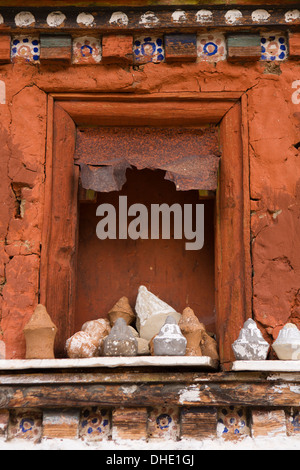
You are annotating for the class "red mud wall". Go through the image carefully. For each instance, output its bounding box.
[0,59,299,358]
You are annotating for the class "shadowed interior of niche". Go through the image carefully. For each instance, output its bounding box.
[75,167,216,335]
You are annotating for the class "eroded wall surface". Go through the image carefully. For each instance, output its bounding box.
[0,41,299,358]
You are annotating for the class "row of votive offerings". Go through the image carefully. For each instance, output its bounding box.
[232,319,300,361]
[10,32,288,65]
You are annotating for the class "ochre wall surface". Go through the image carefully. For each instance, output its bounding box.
[0,36,299,359]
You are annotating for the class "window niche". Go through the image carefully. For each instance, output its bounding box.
[41,95,250,368]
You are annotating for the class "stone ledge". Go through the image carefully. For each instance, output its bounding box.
[231,360,300,372]
[0,356,219,371]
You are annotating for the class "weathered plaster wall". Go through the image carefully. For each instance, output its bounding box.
[0,58,299,358]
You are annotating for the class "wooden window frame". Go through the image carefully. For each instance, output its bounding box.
[39,92,251,369]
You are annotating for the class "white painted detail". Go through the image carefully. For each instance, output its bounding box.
[179,384,200,404]
[225,9,243,25]
[0,80,5,104]
[292,80,300,105]
[14,11,35,27]
[109,11,129,26]
[171,10,187,23]
[195,9,213,23]
[285,9,300,23]
[252,9,270,23]
[139,11,159,28]
[0,14,4,25]
[76,12,95,27]
[46,11,66,27]
[120,385,138,395]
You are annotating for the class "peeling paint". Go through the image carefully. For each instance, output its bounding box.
[14,11,35,27]
[195,9,213,24]
[120,385,138,395]
[46,11,66,27]
[178,385,200,404]
[76,12,95,27]
[109,11,129,26]
[139,11,159,28]
[225,9,243,25]
[252,9,270,23]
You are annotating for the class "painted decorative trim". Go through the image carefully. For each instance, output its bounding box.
[11,35,40,63]
[72,36,101,64]
[133,35,164,64]
[197,33,227,63]
[260,32,288,61]
[0,7,297,33]
[7,31,291,65]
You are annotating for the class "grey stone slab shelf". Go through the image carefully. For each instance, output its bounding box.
[0,356,219,370]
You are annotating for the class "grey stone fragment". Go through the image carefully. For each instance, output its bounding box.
[232,318,270,360]
[153,316,187,356]
[103,318,138,357]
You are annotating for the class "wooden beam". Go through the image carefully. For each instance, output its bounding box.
[289,32,300,59]
[164,34,197,62]
[0,374,300,408]
[0,35,11,64]
[40,103,78,357]
[216,101,251,368]
[40,35,72,64]
[227,34,261,61]
[181,407,217,439]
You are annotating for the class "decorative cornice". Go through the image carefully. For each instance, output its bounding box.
[0,6,299,32]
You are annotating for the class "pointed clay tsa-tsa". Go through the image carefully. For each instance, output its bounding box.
[232,318,270,360]
[103,317,138,356]
[108,296,136,327]
[178,307,204,356]
[135,285,181,341]
[153,316,187,356]
[23,304,57,359]
[272,323,300,360]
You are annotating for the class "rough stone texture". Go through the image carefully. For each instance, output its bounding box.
[0,48,299,358]
[135,285,180,340]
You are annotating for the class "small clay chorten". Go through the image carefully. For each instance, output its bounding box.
[103,317,138,356]
[23,304,57,359]
[108,296,135,327]
[178,307,204,356]
[200,331,219,360]
[153,316,187,356]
